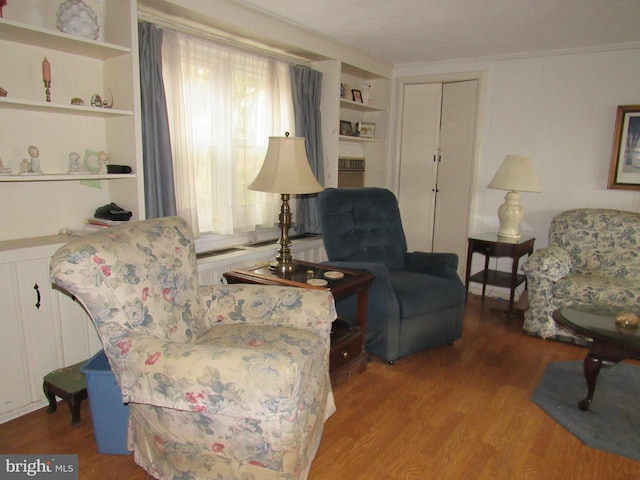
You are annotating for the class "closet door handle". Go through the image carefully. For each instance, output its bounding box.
[34,283,41,310]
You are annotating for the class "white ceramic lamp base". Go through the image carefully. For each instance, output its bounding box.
[496,191,524,240]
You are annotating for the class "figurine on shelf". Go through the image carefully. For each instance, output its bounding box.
[362,82,372,104]
[28,145,42,174]
[0,158,11,175]
[98,151,108,174]
[68,152,82,173]
[91,93,102,108]
[20,159,30,174]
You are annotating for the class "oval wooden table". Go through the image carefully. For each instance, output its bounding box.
[553,305,640,410]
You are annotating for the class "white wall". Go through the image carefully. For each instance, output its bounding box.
[393,46,640,249]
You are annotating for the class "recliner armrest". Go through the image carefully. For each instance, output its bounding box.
[405,252,460,281]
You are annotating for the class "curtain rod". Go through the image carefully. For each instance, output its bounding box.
[138,10,311,67]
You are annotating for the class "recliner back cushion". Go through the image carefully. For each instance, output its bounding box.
[318,188,408,271]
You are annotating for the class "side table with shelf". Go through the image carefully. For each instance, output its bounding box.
[223,260,374,385]
[465,233,535,318]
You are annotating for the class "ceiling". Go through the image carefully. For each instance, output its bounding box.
[229,0,640,65]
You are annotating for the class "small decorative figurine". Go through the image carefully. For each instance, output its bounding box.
[91,93,102,107]
[362,82,372,104]
[42,57,52,102]
[0,158,11,175]
[97,151,108,174]
[68,152,82,173]
[20,158,30,174]
[28,145,42,173]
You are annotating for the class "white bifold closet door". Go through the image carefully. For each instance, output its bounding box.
[397,80,477,279]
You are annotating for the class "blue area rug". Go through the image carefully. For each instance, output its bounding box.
[532,360,640,462]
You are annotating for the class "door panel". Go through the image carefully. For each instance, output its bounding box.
[397,80,478,280]
[398,83,442,252]
[433,80,478,278]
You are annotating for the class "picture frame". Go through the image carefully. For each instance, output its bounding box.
[357,121,375,139]
[351,89,363,103]
[340,120,353,136]
[608,105,640,190]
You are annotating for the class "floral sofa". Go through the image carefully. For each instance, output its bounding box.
[522,208,640,343]
[50,216,337,480]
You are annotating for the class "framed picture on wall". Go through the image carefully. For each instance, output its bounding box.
[608,104,640,190]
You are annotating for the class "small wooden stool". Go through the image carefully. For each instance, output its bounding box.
[43,360,88,426]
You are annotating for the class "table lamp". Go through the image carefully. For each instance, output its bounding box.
[248,132,323,273]
[488,155,541,240]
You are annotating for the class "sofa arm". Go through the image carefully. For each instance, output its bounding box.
[198,284,335,337]
[405,252,460,282]
[522,246,572,338]
[522,246,572,282]
[105,325,327,418]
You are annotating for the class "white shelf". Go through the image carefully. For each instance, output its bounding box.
[339,135,383,143]
[0,173,136,182]
[340,98,383,112]
[0,18,130,59]
[0,97,133,117]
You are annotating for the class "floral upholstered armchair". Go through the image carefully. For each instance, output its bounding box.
[522,208,640,344]
[50,217,336,480]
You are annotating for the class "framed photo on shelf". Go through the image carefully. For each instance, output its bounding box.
[351,89,363,103]
[608,104,640,190]
[357,122,375,139]
[340,120,354,136]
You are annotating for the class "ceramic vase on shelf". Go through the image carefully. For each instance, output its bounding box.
[56,0,100,40]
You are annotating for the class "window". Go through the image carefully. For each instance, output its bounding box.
[161,29,294,238]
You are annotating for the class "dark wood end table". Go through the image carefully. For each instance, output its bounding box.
[553,305,640,411]
[223,260,374,385]
[465,232,535,318]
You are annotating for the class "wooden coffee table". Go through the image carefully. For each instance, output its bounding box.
[223,260,375,385]
[553,305,640,410]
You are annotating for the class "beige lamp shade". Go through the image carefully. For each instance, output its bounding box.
[488,155,542,193]
[248,135,323,194]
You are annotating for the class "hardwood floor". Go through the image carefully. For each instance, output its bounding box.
[2,294,639,479]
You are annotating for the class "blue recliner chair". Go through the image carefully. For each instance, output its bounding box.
[317,187,466,363]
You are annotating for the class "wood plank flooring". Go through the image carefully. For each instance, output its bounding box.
[1,294,639,479]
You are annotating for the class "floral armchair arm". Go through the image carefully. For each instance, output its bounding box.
[105,328,326,418]
[522,246,572,288]
[198,284,336,337]
[522,246,572,335]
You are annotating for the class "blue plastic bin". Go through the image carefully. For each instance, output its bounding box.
[82,350,131,454]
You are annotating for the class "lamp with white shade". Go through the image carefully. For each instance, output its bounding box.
[248,132,323,273]
[488,155,542,240]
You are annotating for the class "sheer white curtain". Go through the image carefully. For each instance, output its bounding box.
[161,29,294,236]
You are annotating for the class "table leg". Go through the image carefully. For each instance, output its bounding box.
[579,353,602,411]
[355,288,369,352]
[481,254,490,300]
